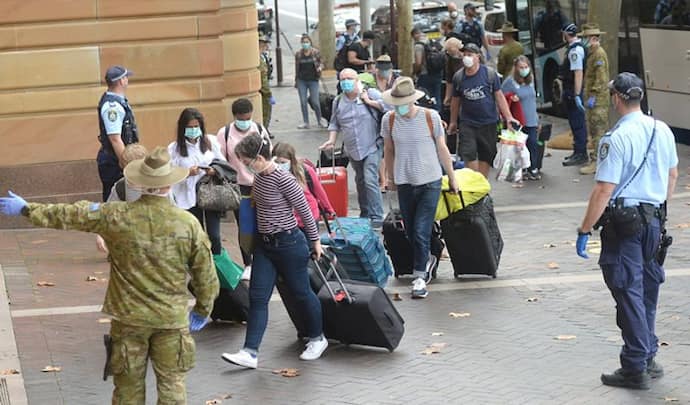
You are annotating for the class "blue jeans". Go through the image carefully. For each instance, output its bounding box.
[244,228,322,351]
[397,179,442,278]
[524,126,538,170]
[599,217,664,372]
[416,73,443,113]
[296,79,322,125]
[564,93,587,154]
[350,146,384,224]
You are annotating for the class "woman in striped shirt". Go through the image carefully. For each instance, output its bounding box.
[221,134,327,369]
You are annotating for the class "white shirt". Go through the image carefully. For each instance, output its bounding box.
[168,136,226,209]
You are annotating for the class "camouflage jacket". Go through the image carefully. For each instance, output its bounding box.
[585,45,610,105]
[496,41,524,79]
[26,196,218,329]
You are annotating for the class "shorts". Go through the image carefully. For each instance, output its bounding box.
[459,122,498,164]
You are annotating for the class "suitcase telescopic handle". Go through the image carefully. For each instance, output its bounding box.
[311,252,353,304]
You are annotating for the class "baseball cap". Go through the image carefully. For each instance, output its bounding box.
[608,72,645,100]
[462,43,481,54]
[362,30,376,40]
[345,19,359,28]
[562,23,578,35]
[105,65,133,83]
[464,3,477,10]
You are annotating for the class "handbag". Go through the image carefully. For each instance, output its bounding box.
[196,174,241,212]
[213,248,244,290]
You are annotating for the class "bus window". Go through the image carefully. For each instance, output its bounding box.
[533,0,570,54]
[484,10,506,32]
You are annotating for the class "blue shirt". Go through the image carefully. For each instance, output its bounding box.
[567,39,585,71]
[501,77,539,127]
[595,111,678,207]
[99,92,127,134]
[452,65,501,126]
[327,89,384,161]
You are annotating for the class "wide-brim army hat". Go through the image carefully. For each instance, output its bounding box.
[382,76,426,106]
[124,146,188,188]
[497,22,519,33]
[578,23,606,36]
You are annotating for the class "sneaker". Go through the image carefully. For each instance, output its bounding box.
[525,169,542,181]
[424,255,437,283]
[562,153,588,167]
[299,337,328,361]
[600,368,650,390]
[411,278,429,299]
[579,161,597,175]
[221,349,257,369]
[297,123,310,129]
[647,357,664,379]
[318,118,329,128]
[241,265,252,281]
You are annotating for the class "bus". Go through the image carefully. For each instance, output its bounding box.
[503,0,690,142]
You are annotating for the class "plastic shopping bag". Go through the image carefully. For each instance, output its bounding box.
[494,128,530,183]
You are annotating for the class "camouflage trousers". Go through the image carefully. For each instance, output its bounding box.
[261,94,272,129]
[110,320,195,405]
[586,106,609,159]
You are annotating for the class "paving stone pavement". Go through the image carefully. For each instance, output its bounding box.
[1,80,690,404]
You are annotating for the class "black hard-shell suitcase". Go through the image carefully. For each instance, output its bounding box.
[382,208,443,278]
[210,283,250,322]
[440,195,503,278]
[320,92,336,122]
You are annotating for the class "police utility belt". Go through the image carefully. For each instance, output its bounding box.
[594,198,664,239]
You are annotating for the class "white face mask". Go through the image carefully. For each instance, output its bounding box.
[462,56,474,68]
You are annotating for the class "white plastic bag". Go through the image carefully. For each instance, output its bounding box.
[494,128,530,183]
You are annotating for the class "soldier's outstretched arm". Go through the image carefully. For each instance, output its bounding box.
[22,200,107,234]
[187,233,219,318]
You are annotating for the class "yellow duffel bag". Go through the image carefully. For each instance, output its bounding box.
[435,168,491,221]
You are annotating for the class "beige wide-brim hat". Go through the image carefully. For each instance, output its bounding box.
[578,23,606,36]
[382,76,426,106]
[124,146,188,188]
[497,22,518,33]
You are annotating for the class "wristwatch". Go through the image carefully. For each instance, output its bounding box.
[577,227,592,236]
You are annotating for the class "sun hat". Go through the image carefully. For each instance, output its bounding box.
[382,76,426,106]
[497,22,519,33]
[124,146,188,188]
[578,23,606,36]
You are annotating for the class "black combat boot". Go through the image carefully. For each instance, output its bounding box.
[647,357,664,379]
[600,368,651,390]
[562,152,588,166]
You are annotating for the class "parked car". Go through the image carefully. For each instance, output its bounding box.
[464,1,507,68]
[257,0,274,37]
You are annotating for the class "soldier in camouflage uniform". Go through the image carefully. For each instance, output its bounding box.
[579,23,610,175]
[0,147,219,405]
[259,36,274,129]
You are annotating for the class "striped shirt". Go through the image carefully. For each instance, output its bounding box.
[381,108,444,186]
[253,166,319,241]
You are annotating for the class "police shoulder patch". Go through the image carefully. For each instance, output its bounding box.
[89,203,100,212]
[570,52,579,62]
[107,109,118,122]
[599,142,610,160]
[596,60,604,66]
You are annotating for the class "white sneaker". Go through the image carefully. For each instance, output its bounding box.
[221,349,257,369]
[299,337,328,361]
[241,265,251,281]
[411,278,429,299]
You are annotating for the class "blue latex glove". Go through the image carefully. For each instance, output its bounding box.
[587,96,596,109]
[576,233,589,259]
[575,95,585,112]
[189,311,210,332]
[269,96,276,105]
[0,191,28,216]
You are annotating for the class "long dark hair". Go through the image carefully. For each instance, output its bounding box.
[176,107,210,157]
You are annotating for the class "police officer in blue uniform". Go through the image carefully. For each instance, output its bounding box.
[560,23,589,167]
[97,65,139,201]
[576,73,679,390]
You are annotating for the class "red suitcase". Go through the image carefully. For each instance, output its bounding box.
[317,166,348,217]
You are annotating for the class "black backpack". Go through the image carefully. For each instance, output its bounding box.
[423,40,446,75]
[334,39,355,71]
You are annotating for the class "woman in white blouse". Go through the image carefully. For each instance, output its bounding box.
[168,108,226,254]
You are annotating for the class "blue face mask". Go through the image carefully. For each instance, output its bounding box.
[518,67,531,78]
[301,42,311,50]
[340,79,355,93]
[276,161,290,171]
[235,119,252,131]
[395,104,410,116]
[380,69,391,78]
[184,126,202,139]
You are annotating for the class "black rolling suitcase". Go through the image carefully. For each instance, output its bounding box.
[382,207,444,279]
[207,283,250,322]
[441,194,503,278]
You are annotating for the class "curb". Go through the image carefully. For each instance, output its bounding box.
[0,265,28,405]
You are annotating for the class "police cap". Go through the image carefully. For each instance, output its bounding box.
[608,72,645,100]
[105,65,133,83]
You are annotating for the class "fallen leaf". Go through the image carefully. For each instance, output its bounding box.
[420,342,447,355]
[1,369,20,375]
[36,281,55,287]
[554,335,577,341]
[205,400,221,405]
[572,179,580,183]
[272,368,300,377]
[86,276,98,282]
[547,262,560,269]
[511,183,524,188]
[671,315,681,321]
[674,223,690,229]
[97,318,111,324]
[543,243,557,248]
[663,397,679,402]
[392,293,402,301]
[431,332,444,336]
[99,278,109,282]
[538,185,545,189]
[449,312,471,318]
[94,271,104,275]
[660,341,670,347]
[41,365,62,372]
[527,297,539,302]
[31,240,48,245]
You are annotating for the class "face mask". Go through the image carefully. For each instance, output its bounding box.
[395,104,410,115]
[450,11,458,18]
[340,79,356,93]
[235,119,252,131]
[184,127,202,139]
[518,67,531,78]
[380,69,391,78]
[462,56,474,68]
[301,42,311,50]
[276,161,290,171]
